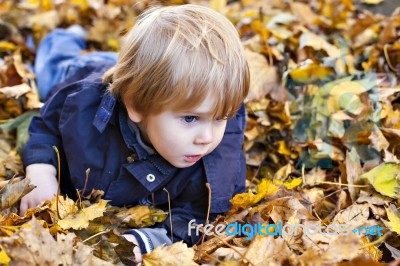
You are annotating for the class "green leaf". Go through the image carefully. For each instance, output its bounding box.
[360,162,400,198]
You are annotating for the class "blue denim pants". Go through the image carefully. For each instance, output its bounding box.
[34,26,118,100]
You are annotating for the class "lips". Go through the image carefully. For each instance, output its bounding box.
[184,155,202,163]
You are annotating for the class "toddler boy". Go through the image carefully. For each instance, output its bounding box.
[20,4,249,262]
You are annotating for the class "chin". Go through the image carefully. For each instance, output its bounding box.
[170,161,196,168]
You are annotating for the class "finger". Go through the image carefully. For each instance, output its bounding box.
[19,200,27,216]
[134,249,142,262]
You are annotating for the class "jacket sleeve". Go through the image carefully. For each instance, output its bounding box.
[22,63,110,169]
[22,79,86,169]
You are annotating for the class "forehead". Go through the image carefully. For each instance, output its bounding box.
[178,94,217,115]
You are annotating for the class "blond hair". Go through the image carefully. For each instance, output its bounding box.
[104,4,249,119]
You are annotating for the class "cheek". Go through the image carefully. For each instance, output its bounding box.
[213,123,227,147]
[148,121,183,149]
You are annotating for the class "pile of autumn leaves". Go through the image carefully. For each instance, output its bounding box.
[1,0,400,265]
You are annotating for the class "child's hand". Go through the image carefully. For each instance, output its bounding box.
[122,234,143,265]
[19,164,58,216]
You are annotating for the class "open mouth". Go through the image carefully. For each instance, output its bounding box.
[184,155,202,163]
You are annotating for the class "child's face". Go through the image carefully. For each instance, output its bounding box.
[128,95,227,168]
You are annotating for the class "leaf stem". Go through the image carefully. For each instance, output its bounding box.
[82,230,109,244]
[163,187,173,243]
[383,44,398,73]
[52,145,61,220]
[317,181,369,187]
[360,232,389,249]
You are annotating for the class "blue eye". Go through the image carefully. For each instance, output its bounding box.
[183,116,198,123]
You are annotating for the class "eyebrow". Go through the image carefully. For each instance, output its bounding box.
[176,110,214,116]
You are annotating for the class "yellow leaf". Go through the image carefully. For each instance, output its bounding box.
[57,200,108,230]
[0,225,20,237]
[360,163,400,198]
[383,204,400,234]
[276,178,302,189]
[0,245,10,265]
[209,0,226,13]
[256,179,279,200]
[277,140,292,156]
[116,205,168,228]
[361,236,382,261]
[289,62,335,84]
[48,195,78,220]
[230,179,281,213]
[230,191,256,211]
[143,241,197,266]
[273,163,293,180]
[0,41,16,51]
[40,0,54,11]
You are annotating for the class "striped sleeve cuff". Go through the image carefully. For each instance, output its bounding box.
[124,228,172,254]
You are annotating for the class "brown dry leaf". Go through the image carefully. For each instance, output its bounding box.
[244,49,281,102]
[300,222,333,251]
[333,203,371,228]
[0,155,22,179]
[303,167,327,186]
[356,190,388,206]
[12,52,35,82]
[293,248,325,265]
[24,90,43,109]
[273,163,293,180]
[244,235,290,265]
[369,126,389,152]
[269,197,314,223]
[211,247,246,262]
[337,256,393,266]
[0,217,112,265]
[299,29,341,58]
[290,2,319,26]
[0,83,30,99]
[320,234,364,263]
[377,87,400,102]
[313,139,345,161]
[346,148,363,202]
[383,150,400,163]
[57,199,108,230]
[303,187,325,213]
[0,177,34,211]
[115,205,168,228]
[353,24,379,48]
[143,241,198,266]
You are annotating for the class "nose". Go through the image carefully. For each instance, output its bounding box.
[194,122,213,145]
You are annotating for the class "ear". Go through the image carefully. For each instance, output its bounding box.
[126,105,143,123]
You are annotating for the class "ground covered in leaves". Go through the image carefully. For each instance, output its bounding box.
[1,0,400,265]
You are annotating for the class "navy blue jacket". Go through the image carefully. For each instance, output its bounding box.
[22,62,247,245]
